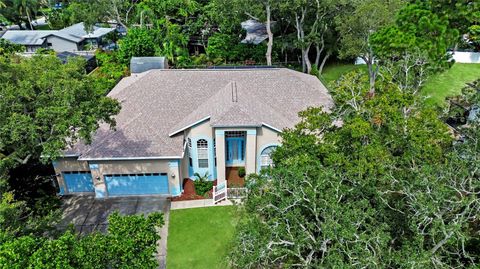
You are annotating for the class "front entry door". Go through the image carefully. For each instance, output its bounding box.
[226,137,245,166]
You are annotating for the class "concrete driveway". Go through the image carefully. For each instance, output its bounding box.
[60,195,170,234]
[59,195,171,269]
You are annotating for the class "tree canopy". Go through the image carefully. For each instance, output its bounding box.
[0,55,120,171]
[229,70,479,268]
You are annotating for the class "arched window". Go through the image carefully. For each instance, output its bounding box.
[197,139,209,168]
[260,146,277,170]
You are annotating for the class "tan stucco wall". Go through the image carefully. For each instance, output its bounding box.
[188,120,214,138]
[54,157,89,172]
[256,126,281,154]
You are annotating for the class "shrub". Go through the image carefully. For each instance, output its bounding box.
[238,167,246,178]
[194,172,214,196]
[0,212,164,269]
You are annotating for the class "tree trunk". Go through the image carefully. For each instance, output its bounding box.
[315,44,322,67]
[318,51,331,74]
[304,44,312,74]
[301,49,306,73]
[265,3,273,66]
[26,9,34,30]
[365,56,378,96]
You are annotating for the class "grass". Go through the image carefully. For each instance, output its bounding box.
[167,206,238,269]
[320,62,480,105]
[422,63,480,105]
[320,63,367,86]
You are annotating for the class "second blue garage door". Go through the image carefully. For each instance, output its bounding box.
[104,173,169,196]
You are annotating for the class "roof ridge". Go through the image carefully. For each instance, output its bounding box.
[168,81,237,136]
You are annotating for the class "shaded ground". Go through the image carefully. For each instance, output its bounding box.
[171,179,208,201]
[59,195,170,234]
[226,167,245,187]
[167,206,238,269]
[59,195,171,268]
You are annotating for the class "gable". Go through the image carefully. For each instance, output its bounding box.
[70,69,333,159]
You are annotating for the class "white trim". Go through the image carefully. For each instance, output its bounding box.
[262,122,282,133]
[78,156,182,161]
[169,116,211,137]
[212,124,262,128]
[61,154,80,157]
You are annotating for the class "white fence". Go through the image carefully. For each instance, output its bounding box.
[227,188,248,199]
[355,51,480,65]
[212,182,248,203]
[451,51,480,63]
[213,182,227,204]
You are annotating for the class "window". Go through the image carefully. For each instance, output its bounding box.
[214,139,217,167]
[260,146,277,170]
[187,138,193,167]
[197,139,209,168]
[225,131,245,138]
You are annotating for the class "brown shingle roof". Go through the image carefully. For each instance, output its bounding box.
[73,68,333,160]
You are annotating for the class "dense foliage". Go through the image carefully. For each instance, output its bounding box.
[0,212,165,269]
[0,55,120,171]
[229,71,479,268]
[0,39,23,56]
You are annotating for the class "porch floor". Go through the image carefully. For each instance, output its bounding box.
[226,167,245,187]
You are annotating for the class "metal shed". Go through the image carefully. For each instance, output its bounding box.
[130,57,168,73]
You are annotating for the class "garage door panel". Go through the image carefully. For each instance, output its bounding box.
[63,172,94,193]
[105,173,169,196]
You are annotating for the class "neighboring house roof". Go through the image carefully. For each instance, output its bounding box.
[69,69,333,160]
[57,51,95,62]
[1,30,56,45]
[49,22,115,43]
[241,19,274,45]
[1,23,115,46]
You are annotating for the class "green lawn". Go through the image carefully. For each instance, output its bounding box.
[320,63,367,86]
[167,206,238,269]
[422,63,480,105]
[320,63,480,105]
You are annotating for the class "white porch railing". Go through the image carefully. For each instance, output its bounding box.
[213,182,227,204]
[227,188,248,199]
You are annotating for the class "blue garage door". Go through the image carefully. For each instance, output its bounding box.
[63,171,94,193]
[104,173,169,196]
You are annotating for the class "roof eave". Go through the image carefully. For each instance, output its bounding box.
[212,124,262,128]
[77,156,183,161]
[262,122,283,133]
[168,116,211,137]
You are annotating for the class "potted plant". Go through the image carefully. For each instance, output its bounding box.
[238,167,246,178]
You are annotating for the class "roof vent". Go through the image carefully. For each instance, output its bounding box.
[231,81,238,103]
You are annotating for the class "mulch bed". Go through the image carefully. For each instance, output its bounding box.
[171,178,216,201]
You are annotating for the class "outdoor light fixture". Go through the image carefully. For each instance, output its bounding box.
[171,173,176,178]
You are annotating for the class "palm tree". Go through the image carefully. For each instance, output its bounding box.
[13,0,38,30]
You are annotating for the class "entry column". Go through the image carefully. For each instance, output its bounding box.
[246,129,257,175]
[215,130,226,183]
